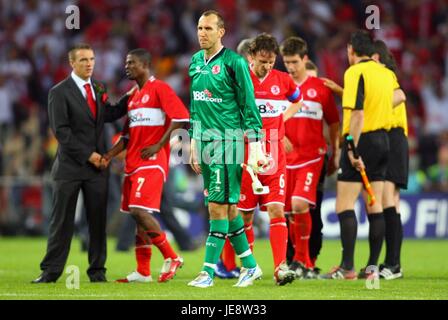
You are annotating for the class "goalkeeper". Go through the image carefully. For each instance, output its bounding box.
[187,10,266,288]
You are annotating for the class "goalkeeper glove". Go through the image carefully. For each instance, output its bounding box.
[247,141,268,173]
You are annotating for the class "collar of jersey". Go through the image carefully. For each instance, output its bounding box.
[203,46,225,65]
[358,58,373,64]
[249,66,271,84]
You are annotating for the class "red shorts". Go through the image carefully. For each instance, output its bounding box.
[238,141,286,211]
[284,157,324,213]
[120,168,164,213]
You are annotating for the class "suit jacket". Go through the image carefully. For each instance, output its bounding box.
[48,76,128,180]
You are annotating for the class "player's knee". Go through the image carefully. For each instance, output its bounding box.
[291,200,308,214]
[268,205,285,219]
[241,212,254,224]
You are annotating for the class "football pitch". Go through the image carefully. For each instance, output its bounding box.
[0,237,447,300]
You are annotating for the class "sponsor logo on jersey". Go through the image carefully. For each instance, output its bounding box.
[271,85,280,95]
[212,65,220,74]
[128,108,166,127]
[293,100,323,120]
[196,66,201,73]
[193,90,223,103]
[256,99,288,118]
[307,88,317,98]
[141,94,150,103]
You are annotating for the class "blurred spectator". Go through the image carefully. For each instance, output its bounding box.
[419,74,448,169]
[0,74,13,145]
[424,142,448,192]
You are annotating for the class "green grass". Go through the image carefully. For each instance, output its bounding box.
[0,237,447,300]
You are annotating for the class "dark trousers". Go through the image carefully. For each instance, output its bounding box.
[40,176,108,278]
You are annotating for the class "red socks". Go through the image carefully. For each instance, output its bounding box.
[148,231,177,260]
[269,217,288,268]
[244,222,255,252]
[293,212,312,268]
[221,238,237,271]
[135,233,151,276]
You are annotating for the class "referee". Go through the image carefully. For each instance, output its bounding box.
[322,30,396,280]
[371,40,407,280]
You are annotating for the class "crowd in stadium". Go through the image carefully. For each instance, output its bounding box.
[0,0,447,235]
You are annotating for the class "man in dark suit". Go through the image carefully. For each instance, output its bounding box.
[32,43,129,283]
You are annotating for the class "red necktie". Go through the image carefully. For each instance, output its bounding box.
[83,83,97,119]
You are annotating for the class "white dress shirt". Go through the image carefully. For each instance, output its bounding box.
[71,71,96,101]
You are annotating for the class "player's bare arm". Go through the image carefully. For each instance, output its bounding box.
[347,109,365,171]
[327,122,341,176]
[104,137,128,160]
[322,77,343,97]
[393,88,406,107]
[189,138,201,175]
[141,121,186,159]
[283,100,303,122]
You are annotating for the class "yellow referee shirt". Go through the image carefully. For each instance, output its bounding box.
[342,59,393,135]
[389,70,408,136]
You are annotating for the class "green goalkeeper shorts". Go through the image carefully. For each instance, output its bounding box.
[199,140,244,205]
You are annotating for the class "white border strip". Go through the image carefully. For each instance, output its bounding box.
[125,165,166,182]
[286,157,322,169]
[128,205,161,213]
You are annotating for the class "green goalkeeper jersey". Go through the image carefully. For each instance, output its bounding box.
[189,47,262,141]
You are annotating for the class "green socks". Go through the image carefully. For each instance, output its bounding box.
[202,219,228,277]
[228,215,256,269]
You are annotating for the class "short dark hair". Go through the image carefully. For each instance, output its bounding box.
[372,40,397,72]
[349,30,373,57]
[305,60,318,73]
[249,33,279,56]
[201,10,225,29]
[68,43,92,61]
[280,36,308,58]
[128,48,151,66]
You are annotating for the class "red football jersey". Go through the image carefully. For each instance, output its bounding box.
[121,76,189,179]
[250,69,301,141]
[285,76,339,166]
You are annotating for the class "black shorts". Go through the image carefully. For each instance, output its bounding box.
[386,127,409,189]
[338,130,389,183]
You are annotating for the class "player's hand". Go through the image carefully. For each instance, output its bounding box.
[88,152,102,169]
[141,143,161,159]
[99,153,112,170]
[321,77,343,96]
[189,139,201,174]
[327,149,340,176]
[348,152,365,172]
[283,136,293,153]
[247,141,268,173]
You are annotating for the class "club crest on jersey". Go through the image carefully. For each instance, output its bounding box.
[212,65,221,75]
[239,194,246,201]
[307,88,317,98]
[271,85,280,95]
[141,94,150,103]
